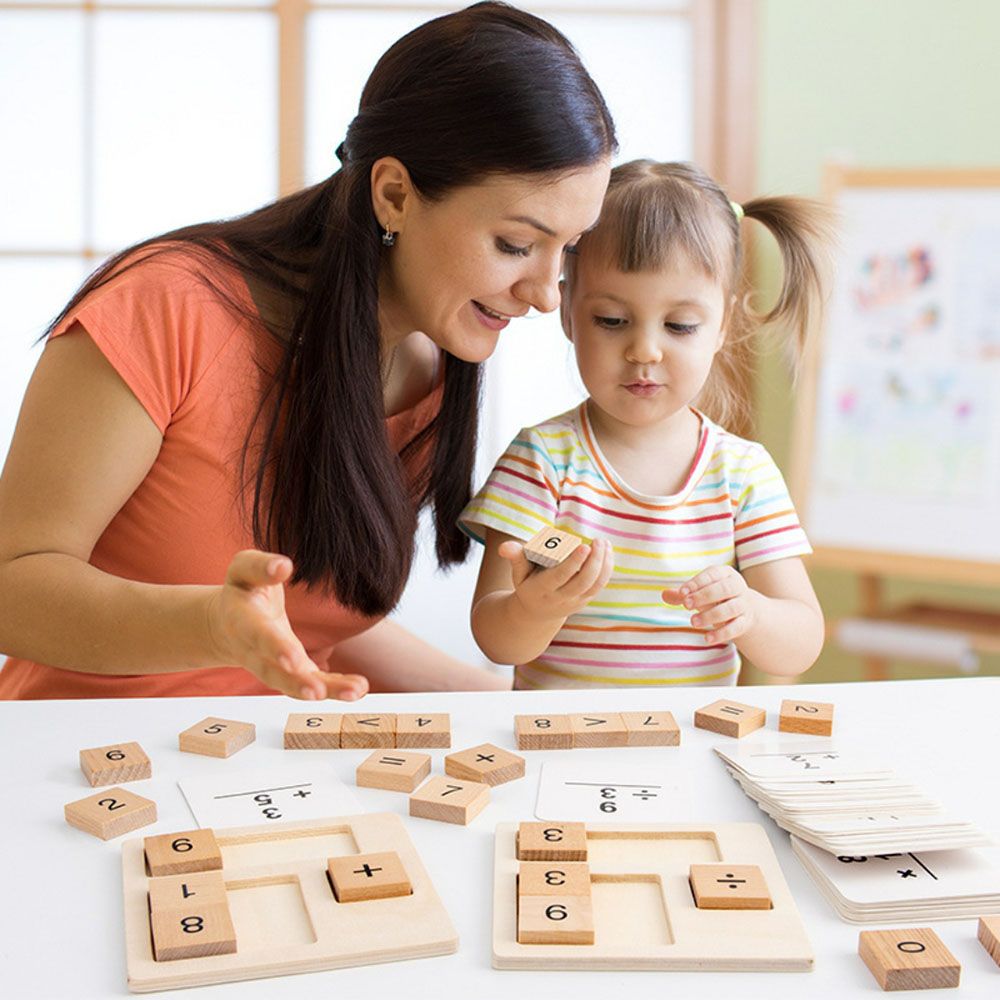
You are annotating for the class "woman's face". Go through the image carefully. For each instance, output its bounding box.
[378,161,611,362]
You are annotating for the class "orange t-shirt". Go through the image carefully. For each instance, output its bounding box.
[0,248,443,699]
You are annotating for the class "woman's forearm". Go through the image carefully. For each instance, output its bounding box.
[0,551,219,674]
[332,617,510,691]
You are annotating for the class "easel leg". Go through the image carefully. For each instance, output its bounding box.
[859,574,889,682]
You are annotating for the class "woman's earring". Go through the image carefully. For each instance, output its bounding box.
[381,223,396,248]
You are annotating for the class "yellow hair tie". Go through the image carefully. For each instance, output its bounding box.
[730,201,744,221]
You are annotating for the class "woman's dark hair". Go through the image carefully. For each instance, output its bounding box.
[46,1,616,616]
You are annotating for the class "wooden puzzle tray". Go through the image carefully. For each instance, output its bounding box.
[123,813,458,992]
[493,822,814,972]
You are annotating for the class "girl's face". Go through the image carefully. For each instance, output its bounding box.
[563,250,727,431]
[378,161,610,362]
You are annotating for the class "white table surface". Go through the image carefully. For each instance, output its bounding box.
[3,677,999,999]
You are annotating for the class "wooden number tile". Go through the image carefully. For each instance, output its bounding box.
[179,717,256,758]
[517,895,595,945]
[395,713,451,749]
[150,903,237,962]
[524,527,583,569]
[569,712,628,748]
[690,864,772,910]
[284,713,342,749]
[64,787,157,840]
[515,714,573,751]
[145,828,223,877]
[858,928,961,991]
[409,775,490,826]
[341,714,397,749]
[327,851,412,903]
[445,743,525,787]
[621,711,680,747]
[356,750,431,793]
[148,870,228,914]
[518,862,591,898]
[79,741,151,787]
[779,699,834,736]
[979,916,1000,967]
[694,699,766,739]
[517,822,588,862]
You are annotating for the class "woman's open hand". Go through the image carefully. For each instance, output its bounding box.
[206,549,369,700]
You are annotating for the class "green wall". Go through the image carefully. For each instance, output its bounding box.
[748,0,1000,684]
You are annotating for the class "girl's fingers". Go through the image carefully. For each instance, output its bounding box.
[691,598,742,629]
[705,617,748,645]
[499,541,532,588]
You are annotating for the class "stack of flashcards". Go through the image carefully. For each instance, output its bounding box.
[713,737,992,855]
[791,836,1000,923]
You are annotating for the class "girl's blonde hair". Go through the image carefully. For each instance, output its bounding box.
[564,159,835,431]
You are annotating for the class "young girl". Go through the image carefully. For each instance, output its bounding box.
[461,160,833,689]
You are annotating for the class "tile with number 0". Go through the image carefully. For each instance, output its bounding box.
[327,851,412,902]
[79,741,151,786]
[284,713,342,749]
[779,699,834,736]
[179,717,256,758]
[409,775,490,825]
[517,894,594,945]
[689,864,772,910]
[858,927,961,991]
[517,822,588,862]
[144,828,223,877]
[515,714,573,750]
[64,786,157,840]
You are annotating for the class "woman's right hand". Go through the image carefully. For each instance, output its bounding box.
[206,549,369,701]
[499,537,613,623]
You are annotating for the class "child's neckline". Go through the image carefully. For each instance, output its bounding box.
[576,402,717,508]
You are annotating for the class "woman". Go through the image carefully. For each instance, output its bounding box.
[0,2,615,700]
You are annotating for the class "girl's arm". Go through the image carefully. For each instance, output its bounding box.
[328,617,511,691]
[470,527,613,665]
[0,328,366,701]
[663,558,823,678]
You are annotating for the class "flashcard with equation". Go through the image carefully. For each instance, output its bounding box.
[714,738,892,781]
[534,759,687,822]
[179,764,362,827]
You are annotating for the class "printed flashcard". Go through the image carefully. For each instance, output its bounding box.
[534,759,688,822]
[793,837,1000,905]
[715,738,892,781]
[180,765,363,827]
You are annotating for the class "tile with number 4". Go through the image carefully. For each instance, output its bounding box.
[395,713,451,748]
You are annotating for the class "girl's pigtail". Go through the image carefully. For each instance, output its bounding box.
[740,196,837,361]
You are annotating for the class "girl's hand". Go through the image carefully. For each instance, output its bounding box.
[206,549,370,701]
[499,537,613,623]
[662,565,760,645]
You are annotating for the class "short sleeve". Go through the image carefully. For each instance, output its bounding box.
[733,444,812,570]
[49,249,243,434]
[459,426,561,544]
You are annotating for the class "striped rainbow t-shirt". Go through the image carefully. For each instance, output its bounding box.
[460,404,812,689]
